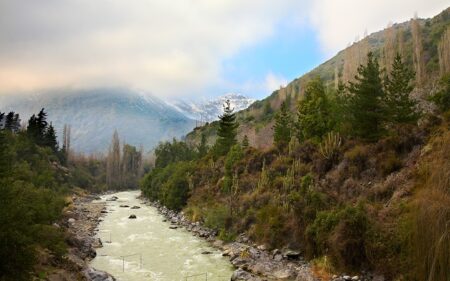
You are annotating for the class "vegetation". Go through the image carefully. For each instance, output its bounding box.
[0,110,68,280]
[141,37,450,280]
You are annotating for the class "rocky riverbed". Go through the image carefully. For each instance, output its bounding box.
[149,201,317,281]
[44,193,115,281]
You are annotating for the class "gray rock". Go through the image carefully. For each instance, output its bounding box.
[201,251,212,254]
[169,226,178,229]
[119,205,129,208]
[128,214,137,219]
[130,206,140,209]
[231,269,261,281]
[84,267,115,281]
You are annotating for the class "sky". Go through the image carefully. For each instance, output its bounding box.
[0,0,449,100]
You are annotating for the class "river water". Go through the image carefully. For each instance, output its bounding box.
[90,191,234,281]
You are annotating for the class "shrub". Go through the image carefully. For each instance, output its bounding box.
[344,145,369,177]
[306,204,369,271]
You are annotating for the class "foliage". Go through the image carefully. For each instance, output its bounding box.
[155,138,196,169]
[347,52,387,141]
[429,74,450,112]
[273,101,292,149]
[296,77,333,141]
[384,54,420,126]
[214,100,239,156]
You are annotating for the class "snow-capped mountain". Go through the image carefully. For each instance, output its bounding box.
[169,93,255,122]
[0,88,196,153]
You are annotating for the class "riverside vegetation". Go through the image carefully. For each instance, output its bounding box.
[141,9,450,281]
[0,109,143,280]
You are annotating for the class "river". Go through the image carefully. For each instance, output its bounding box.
[90,191,234,281]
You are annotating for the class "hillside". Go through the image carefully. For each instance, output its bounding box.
[187,7,450,147]
[140,6,450,281]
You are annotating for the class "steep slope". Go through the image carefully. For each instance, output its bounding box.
[187,7,450,147]
[0,88,196,153]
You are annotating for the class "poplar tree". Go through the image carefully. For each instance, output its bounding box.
[348,52,386,141]
[385,54,419,126]
[214,100,238,156]
[273,101,292,148]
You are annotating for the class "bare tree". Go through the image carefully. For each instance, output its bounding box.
[62,124,71,162]
[411,14,425,85]
[383,22,396,74]
[438,26,450,76]
[106,130,121,189]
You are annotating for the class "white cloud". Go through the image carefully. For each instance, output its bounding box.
[264,73,288,93]
[310,0,449,56]
[0,0,305,97]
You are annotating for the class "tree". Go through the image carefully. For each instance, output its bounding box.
[411,15,425,85]
[214,100,238,156]
[429,74,450,113]
[347,52,386,141]
[296,78,333,141]
[197,133,209,157]
[273,101,292,148]
[385,54,420,126]
[106,130,121,189]
[44,123,58,151]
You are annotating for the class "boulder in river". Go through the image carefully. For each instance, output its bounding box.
[84,267,116,281]
[106,196,118,201]
[201,251,212,255]
[128,214,137,219]
[119,205,129,208]
[169,226,178,229]
[131,206,140,209]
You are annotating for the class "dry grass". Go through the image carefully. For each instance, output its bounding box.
[413,129,450,281]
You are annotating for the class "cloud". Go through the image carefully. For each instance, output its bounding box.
[309,0,449,56]
[264,73,288,93]
[0,0,305,97]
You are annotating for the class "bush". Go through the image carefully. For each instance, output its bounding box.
[306,204,369,271]
[344,145,369,177]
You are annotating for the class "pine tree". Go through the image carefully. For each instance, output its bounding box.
[273,101,292,148]
[296,77,332,141]
[214,100,238,156]
[385,54,419,126]
[44,123,58,151]
[348,52,386,141]
[27,114,40,142]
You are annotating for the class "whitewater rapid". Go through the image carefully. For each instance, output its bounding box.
[90,191,234,281]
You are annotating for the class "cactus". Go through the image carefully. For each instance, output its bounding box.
[319,131,342,160]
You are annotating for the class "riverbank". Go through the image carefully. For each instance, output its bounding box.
[42,191,115,281]
[147,200,317,281]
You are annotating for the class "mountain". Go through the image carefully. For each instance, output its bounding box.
[169,93,255,122]
[187,7,450,147]
[0,88,196,153]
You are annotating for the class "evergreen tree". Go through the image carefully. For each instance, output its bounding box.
[44,123,58,151]
[385,54,419,126]
[37,108,48,140]
[27,114,40,142]
[296,77,333,141]
[197,133,209,157]
[4,112,15,131]
[348,52,386,141]
[242,135,249,148]
[214,100,238,156]
[273,101,292,148]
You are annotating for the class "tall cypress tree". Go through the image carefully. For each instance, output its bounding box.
[385,54,419,126]
[348,52,386,141]
[214,100,238,156]
[273,101,292,148]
